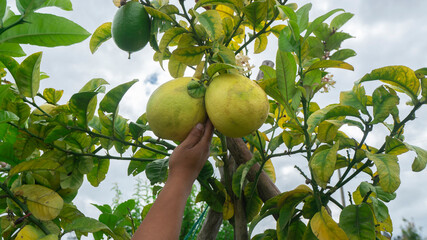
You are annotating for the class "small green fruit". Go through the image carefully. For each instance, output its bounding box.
[112,1,151,56]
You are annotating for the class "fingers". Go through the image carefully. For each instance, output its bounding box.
[181,122,204,148]
[201,119,214,146]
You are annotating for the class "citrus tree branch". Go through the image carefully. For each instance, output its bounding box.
[7,122,156,162]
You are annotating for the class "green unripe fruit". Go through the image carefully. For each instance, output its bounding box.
[112,1,151,56]
[146,77,207,142]
[205,73,269,137]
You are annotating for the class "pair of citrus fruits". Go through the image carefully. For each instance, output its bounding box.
[146,74,269,141]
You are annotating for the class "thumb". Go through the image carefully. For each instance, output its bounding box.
[181,123,204,148]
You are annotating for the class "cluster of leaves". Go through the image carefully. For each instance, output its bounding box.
[0,0,426,239]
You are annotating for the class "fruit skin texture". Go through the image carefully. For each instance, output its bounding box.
[146,77,207,142]
[16,225,45,240]
[112,1,150,54]
[205,73,269,137]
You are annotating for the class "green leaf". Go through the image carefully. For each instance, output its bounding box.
[371,85,399,124]
[0,43,26,57]
[144,6,173,22]
[90,22,111,54]
[309,141,339,188]
[404,143,427,172]
[14,132,38,160]
[311,207,349,240]
[207,63,237,77]
[244,182,263,222]
[296,3,312,32]
[339,203,375,240]
[187,79,206,98]
[304,8,344,39]
[330,12,354,30]
[215,44,236,64]
[276,50,297,104]
[79,78,109,93]
[87,159,110,187]
[365,152,400,193]
[0,142,19,165]
[370,197,389,223]
[258,78,287,107]
[44,125,71,143]
[325,32,353,51]
[277,185,312,232]
[375,186,396,203]
[16,0,45,13]
[277,5,297,22]
[196,10,223,41]
[0,13,90,47]
[244,1,267,28]
[15,51,42,98]
[0,0,6,21]
[358,66,420,102]
[99,79,138,114]
[14,184,64,221]
[69,92,98,128]
[317,121,340,143]
[385,136,408,155]
[0,54,19,79]
[307,60,354,72]
[330,49,356,61]
[0,110,19,123]
[158,27,187,53]
[9,155,65,176]
[172,46,210,66]
[17,0,72,12]
[307,104,360,134]
[194,0,242,13]
[232,155,258,197]
[145,158,169,184]
[281,130,304,149]
[339,84,369,115]
[168,54,186,78]
[278,27,299,52]
[64,217,114,236]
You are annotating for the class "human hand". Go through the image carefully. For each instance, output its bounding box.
[168,119,214,184]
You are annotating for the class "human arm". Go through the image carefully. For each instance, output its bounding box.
[132,120,214,240]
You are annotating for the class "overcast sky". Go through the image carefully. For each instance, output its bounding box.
[8,0,427,238]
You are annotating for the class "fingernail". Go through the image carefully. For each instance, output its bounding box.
[196,123,204,130]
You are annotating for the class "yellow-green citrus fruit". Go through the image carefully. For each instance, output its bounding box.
[146,77,207,142]
[112,1,151,54]
[205,73,269,137]
[16,225,45,240]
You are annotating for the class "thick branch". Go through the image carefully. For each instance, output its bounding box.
[226,138,281,203]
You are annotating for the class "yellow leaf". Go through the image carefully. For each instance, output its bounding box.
[222,192,234,220]
[216,4,235,19]
[254,33,268,54]
[14,185,64,221]
[311,207,349,240]
[263,159,276,183]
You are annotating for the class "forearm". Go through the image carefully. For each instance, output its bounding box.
[132,176,194,240]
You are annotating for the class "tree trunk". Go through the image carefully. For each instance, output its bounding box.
[196,209,223,240]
